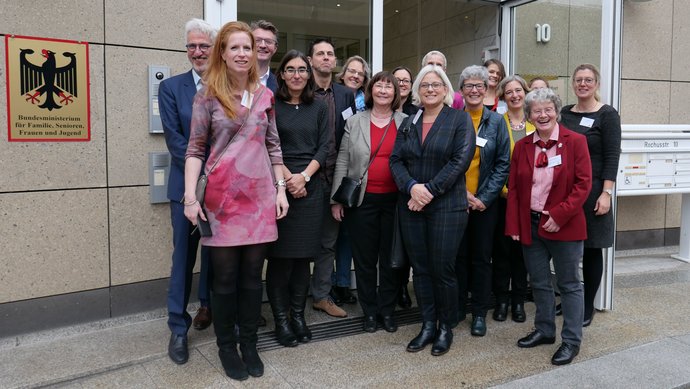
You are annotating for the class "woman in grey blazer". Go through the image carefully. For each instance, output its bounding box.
[331,71,407,333]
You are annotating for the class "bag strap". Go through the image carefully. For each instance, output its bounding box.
[206,86,266,176]
[359,113,395,181]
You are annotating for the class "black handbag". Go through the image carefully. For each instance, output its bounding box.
[331,114,395,208]
[331,176,362,208]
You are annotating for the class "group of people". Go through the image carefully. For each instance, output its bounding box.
[160,17,621,382]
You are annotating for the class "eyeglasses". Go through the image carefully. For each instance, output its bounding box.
[346,68,366,78]
[284,67,309,76]
[574,77,596,85]
[255,38,277,47]
[373,83,394,90]
[462,83,486,92]
[420,82,445,90]
[185,44,212,52]
[396,78,411,86]
[531,107,556,116]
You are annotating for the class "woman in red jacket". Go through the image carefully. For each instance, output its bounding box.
[505,88,591,366]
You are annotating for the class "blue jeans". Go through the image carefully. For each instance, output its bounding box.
[331,226,353,287]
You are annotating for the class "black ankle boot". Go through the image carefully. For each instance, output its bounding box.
[406,321,436,352]
[290,278,312,343]
[212,293,248,381]
[431,323,453,356]
[398,285,412,309]
[492,302,508,321]
[239,343,264,377]
[268,285,298,347]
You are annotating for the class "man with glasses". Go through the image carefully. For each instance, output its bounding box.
[421,50,464,110]
[307,37,356,318]
[159,18,217,365]
[250,20,279,93]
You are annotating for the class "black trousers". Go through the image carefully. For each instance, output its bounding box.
[457,200,498,317]
[345,192,399,317]
[492,197,528,305]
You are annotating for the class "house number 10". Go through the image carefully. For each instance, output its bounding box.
[535,23,551,43]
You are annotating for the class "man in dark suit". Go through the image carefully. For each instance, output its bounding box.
[307,37,356,318]
[159,18,217,365]
[250,20,279,93]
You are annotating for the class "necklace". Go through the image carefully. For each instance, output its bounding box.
[371,110,392,119]
[575,100,598,113]
[510,119,525,131]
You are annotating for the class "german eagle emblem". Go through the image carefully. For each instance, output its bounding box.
[19,48,78,111]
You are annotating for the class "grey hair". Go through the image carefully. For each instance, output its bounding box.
[411,64,454,107]
[458,65,489,90]
[185,18,218,43]
[497,75,528,99]
[524,88,562,121]
[421,50,447,70]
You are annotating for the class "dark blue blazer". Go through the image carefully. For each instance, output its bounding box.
[332,82,356,150]
[267,72,278,93]
[159,69,197,203]
[390,105,476,212]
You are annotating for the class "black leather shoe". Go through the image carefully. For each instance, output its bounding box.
[363,315,377,333]
[329,287,344,306]
[398,286,412,309]
[555,303,562,316]
[517,330,556,348]
[378,315,398,333]
[168,333,189,364]
[583,310,595,327]
[275,321,299,347]
[512,303,526,323]
[431,324,453,356]
[551,342,580,365]
[492,303,508,322]
[406,321,436,352]
[471,316,487,337]
[338,286,358,304]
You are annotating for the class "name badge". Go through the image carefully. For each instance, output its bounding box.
[241,90,252,108]
[547,155,562,168]
[579,117,594,128]
[341,107,354,120]
[412,110,423,124]
[476,136,488,147]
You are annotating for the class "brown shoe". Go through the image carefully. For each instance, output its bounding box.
[312,298,347,318]
[193,306,212,330]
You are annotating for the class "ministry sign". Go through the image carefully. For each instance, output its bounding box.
[5,35,90,141]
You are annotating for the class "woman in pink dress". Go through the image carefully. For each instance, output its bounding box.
[184,21,288,381]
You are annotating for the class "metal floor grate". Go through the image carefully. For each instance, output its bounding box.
[255,308,423,351]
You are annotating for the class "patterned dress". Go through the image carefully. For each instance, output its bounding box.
[186,85,283,247]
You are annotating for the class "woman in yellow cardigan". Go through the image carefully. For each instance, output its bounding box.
[491,75,534,323]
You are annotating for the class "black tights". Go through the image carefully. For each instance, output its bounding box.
[266,258,311,291]
[582,247,603,318]
[210,244,268,294]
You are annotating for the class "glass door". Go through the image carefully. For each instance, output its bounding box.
[500,0,623,311]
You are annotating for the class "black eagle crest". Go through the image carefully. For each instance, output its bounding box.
[20,48,78,111]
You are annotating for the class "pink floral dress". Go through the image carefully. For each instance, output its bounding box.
[186,85,283,247]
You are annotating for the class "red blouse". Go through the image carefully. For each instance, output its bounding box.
[366,121,398,193]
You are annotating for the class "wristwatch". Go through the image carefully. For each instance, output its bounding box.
[276,179,286,187]
[603,188,613,196]
[300,171,311,182]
